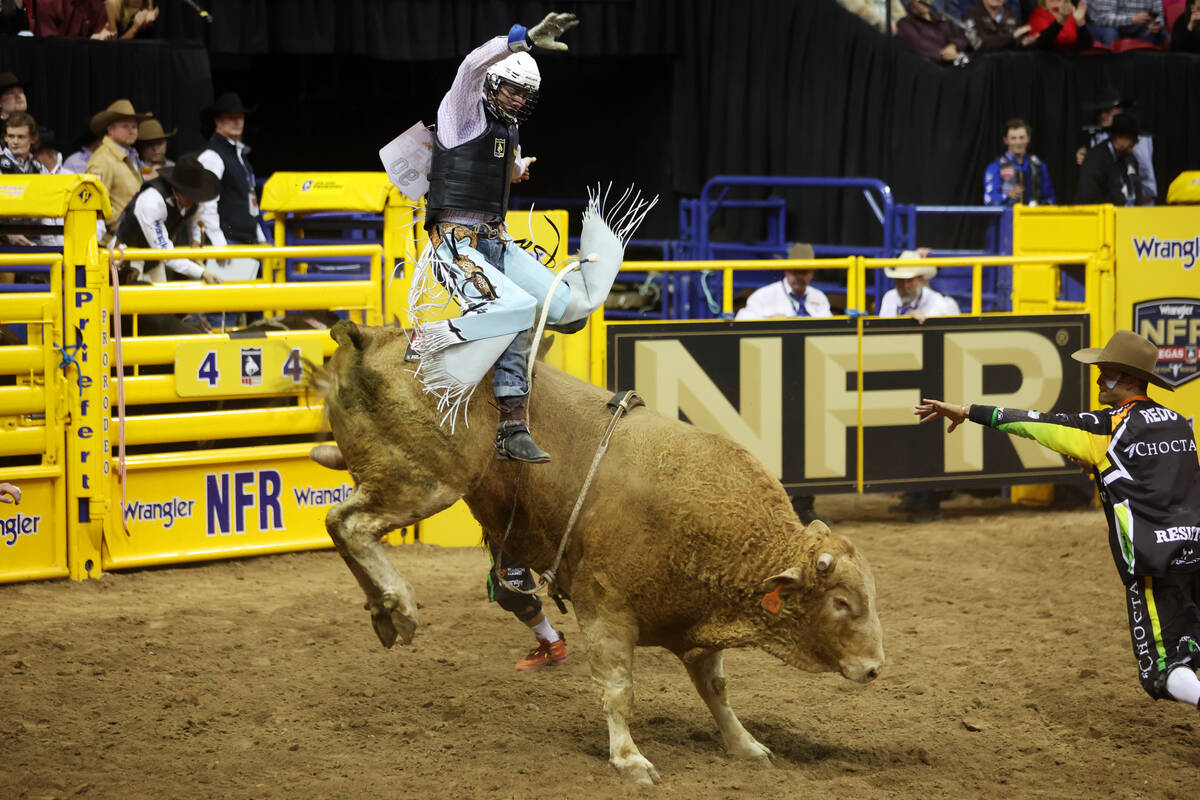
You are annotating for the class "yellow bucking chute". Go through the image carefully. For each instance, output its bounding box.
[0,174,111,219]
[260,172,396,214]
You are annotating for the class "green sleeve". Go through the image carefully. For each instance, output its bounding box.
[968,404,1111,466]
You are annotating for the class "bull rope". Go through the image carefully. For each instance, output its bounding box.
[491,389,641,598]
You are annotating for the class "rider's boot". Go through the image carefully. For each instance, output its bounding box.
[494,397,551,463]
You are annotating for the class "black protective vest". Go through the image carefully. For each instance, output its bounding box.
[207,133,258,243]
[115,177,193,248]
[424,113,517,229]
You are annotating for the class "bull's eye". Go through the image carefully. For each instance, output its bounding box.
[832,596,853,615]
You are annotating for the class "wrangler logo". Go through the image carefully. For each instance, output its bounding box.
[2,513,41,546]
[1131,236,1199,270]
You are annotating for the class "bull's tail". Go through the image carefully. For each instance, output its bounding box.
[330,319,366,351]
[308,320,367,412]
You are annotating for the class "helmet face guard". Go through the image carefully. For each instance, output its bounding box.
[482,53,541,124]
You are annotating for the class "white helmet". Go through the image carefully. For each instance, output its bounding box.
[483,52,540,124]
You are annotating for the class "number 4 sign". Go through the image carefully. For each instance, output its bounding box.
[174,339,322,397]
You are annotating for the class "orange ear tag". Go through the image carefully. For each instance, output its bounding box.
[761,584,783,614]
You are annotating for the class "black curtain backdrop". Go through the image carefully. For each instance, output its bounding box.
[0,37,213,158]
[6,0,1200,246]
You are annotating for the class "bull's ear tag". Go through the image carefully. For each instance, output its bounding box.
[761,584,783,614]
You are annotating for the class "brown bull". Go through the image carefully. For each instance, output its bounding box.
[317,321,884,784]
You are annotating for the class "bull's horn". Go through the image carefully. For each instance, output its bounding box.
[759,566,804,593]
[816,553,835,573]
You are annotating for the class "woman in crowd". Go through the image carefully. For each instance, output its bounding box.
[1173,0,1200,51]
[1027,0,1094,50]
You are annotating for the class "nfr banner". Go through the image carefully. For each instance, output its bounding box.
[607,315,1090,493]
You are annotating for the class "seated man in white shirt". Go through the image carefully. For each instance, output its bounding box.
[877,252,960,323]
[878,250,960,522]
[735,243,832,320]
[113,155,223,284]
[735,242,831,526]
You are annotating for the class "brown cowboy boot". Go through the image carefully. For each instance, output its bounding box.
[494,398,551,463]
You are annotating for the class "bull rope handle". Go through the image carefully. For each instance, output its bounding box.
[492,390,638,597]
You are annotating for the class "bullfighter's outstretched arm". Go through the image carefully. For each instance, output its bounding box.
[916,399,1113,467]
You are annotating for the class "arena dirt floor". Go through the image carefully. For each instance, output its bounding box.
[3,493,1199,800]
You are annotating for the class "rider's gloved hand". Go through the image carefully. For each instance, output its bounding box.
[528,12,579,50]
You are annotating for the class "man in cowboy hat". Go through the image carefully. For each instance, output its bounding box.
[735,243,832,321]
[33,126,63,175]
[195,92,267,249]
[136,117,175,180]
[0,72,28,138]
[879,248,962,522]
[85,99,152,233]
[1076,87,1155,204]
[113,154,222,284]
[1076,113,1143,206]
[877,250,961,323]
[916,330,1200,713]
[734,241,832,527]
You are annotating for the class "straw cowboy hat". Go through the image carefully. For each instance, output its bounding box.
[786,242,815,261]
[1072,330,1172,391]
[138,118,176,142]
[158,155,220,204]
[90,99,152,137]
[884,250,937,280]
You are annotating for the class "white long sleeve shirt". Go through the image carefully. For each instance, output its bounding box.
[434,35,529,226]
[878,285,960,317]
[735,280,832,320]
[196,138,267,246]
[128,187,206,280]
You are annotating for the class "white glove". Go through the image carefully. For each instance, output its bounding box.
[528,12,579,51]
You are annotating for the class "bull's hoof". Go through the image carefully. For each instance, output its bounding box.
[728,738,774,766]
[371,609,417,648]
[611,754,660,786]
[366,595,417,648]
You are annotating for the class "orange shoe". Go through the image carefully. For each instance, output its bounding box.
[515,634,567,671]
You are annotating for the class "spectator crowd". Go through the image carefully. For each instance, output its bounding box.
[0,0,159,39]
[839,0,1200,54]
[2,66,266,286]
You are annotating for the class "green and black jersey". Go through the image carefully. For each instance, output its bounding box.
[968,398,1200,578]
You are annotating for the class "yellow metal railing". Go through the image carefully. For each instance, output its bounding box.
[109,243,383,445]
[0,254,64,464]
[619,254,1098,319]
[619,258,857,316]
[0,252,69,582]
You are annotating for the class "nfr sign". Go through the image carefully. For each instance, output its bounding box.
[206,470,284,536]
[608,315,1089,493]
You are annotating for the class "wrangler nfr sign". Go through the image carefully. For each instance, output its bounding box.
[607,315,1090,493]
